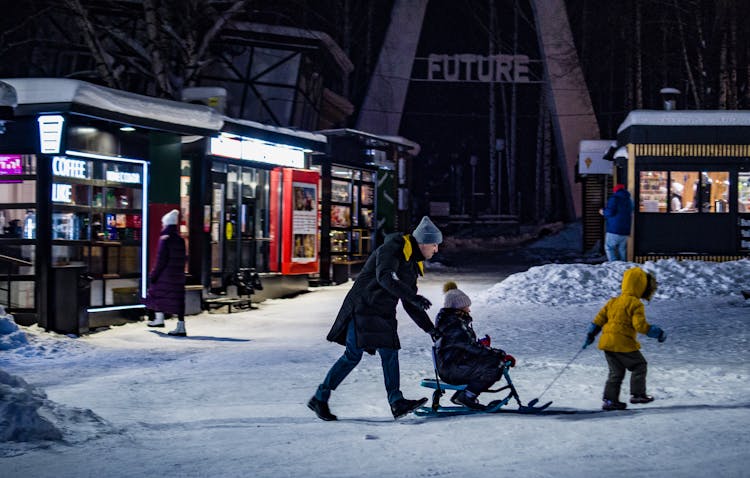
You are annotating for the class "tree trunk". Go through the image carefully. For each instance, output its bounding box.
[634,0,643,109]
[508,0,519,216]
[674,0,701,108]
[694,3,707,106]
[718,29,729,109]
[143,0,171,98]
[534,88,545,223]
[64,0,119,89]
[728,0,738,108]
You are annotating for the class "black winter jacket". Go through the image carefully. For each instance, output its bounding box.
[327,232,435,350]
[434,308,504,385]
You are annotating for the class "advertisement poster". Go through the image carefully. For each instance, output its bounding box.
[292,182,317,262]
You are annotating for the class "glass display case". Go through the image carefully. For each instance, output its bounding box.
[0,154,37,311]
[329,166,376,263]
[51,156,146,307]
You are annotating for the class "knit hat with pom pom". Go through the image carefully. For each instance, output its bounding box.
[443,281,471,309]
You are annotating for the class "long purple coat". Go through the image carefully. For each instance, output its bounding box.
[144,225,186,315]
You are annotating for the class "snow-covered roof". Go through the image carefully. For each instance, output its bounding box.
[618,110,750,133]
[578,139,613,154]
[317,128,420,154]
[0,81,18,108]
[1,78,224,133]
[224,117,326,147]
[613,145,628,159]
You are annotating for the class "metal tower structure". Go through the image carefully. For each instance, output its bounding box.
[357,0,599,219]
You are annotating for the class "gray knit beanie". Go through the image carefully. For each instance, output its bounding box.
[412,216,443,244]
[443,281,471,309]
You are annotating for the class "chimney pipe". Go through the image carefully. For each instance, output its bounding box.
[659,87,681,111]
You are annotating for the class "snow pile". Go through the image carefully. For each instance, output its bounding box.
[0,370,112,446]
[0,308,28,351]
[480,259,750,306]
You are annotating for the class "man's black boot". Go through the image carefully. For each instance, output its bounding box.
[390,397,428,419]
[308,397,337,421]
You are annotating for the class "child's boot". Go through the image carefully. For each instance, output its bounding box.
[630,394,654,404]
[602,399,627,411]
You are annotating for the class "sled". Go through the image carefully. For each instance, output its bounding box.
[415,349,552,417]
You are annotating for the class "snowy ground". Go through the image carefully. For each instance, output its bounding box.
[1,246,749,477]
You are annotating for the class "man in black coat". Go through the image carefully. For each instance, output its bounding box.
[308,216,443,420]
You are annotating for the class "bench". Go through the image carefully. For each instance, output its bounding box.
[203,295,254,314]
[332,259,366,284]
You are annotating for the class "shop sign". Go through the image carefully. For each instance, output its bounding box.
[0,154,22,175]
[417,54,532,83]
[106,170,141,183]
[210,134,305,168]
[37,115,65,154]
[52,183,72,203]
[53,156,89,179]
[291,181,317,263]
[0,154,22,183]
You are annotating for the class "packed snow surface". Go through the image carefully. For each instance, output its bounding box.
[1,258,749,477]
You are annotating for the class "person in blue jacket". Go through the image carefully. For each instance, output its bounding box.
[599,184,633,261]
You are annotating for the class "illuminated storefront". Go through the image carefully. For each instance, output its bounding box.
[0,78,222,333]
[615,111,750,262]
[199,120,326,298]
[314,129,420,284]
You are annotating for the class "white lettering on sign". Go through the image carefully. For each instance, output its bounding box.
[210,134,305,168]
[425,54,531,83]
[52,156,88,179]
[52,183,72,203]
[740,219,750,226]
[106,170,141,183]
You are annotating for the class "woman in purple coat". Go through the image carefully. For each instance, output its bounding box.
[145,209,187,336]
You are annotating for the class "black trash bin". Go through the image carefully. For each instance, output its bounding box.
[51,265,92,335]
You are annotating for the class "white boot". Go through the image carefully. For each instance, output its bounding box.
[168,320,186,336]
[147,312,165,327]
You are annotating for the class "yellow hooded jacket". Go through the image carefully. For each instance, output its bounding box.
[593,267,653,353]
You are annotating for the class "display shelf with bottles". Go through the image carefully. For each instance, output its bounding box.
[327,166,377,262]
[50,157,146,307]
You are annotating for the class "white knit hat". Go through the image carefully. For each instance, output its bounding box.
[443,281,471,309]
[161,209,179,226]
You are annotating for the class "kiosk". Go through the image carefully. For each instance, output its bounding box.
[0,78,222,332]
[615,110,750,262]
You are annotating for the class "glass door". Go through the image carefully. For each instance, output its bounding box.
[210,171,225,290]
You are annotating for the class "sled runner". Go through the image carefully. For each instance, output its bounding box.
[415,350,552,417]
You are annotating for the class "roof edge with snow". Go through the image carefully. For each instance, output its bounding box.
[618,110,750,134]
[2,78,224,135]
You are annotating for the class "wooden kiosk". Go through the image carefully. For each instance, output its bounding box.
[615,110,750,262]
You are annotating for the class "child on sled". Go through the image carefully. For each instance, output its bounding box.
[434,282,516,410]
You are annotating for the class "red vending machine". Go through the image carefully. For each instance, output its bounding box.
[270,167,320,275]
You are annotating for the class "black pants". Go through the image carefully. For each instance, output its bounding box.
[603,351,648,401]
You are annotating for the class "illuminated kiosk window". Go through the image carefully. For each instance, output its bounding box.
[55,150,149,312]
[209,133,307,169]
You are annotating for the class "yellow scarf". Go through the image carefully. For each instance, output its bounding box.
[403,235,424,275]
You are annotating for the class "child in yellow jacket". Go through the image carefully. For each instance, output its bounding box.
[583,266,667,411]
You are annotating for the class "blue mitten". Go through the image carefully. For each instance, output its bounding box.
[647,325,667,342]
[583,323,601,349]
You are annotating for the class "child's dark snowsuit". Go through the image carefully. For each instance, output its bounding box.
[434,308,506,396]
